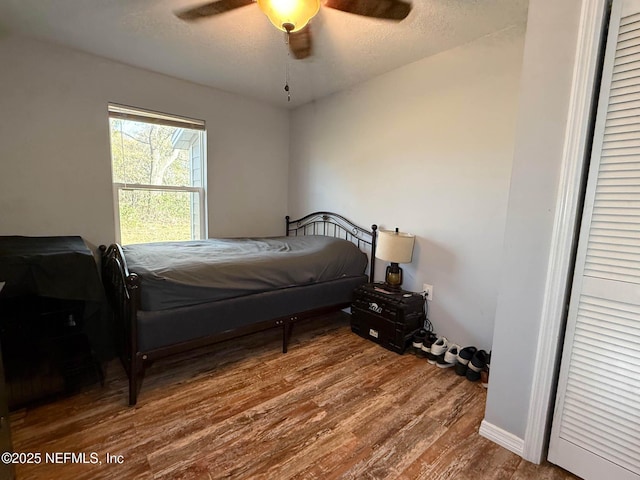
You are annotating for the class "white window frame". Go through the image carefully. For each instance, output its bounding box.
[108,103,207,244]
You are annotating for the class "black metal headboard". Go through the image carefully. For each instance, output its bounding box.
[286,211,377,282]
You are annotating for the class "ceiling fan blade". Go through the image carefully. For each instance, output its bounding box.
[176,0,254,21]
[289,24,313,60]
[324,0,411,20]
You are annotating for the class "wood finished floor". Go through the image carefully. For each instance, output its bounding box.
[9,312,579,480]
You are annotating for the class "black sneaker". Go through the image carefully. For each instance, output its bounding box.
[466,350,489,382]
[411,329,427,356]
[420,332,437,360]
[454,346,477,376]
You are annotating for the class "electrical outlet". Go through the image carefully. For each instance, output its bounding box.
[423,284,433,301]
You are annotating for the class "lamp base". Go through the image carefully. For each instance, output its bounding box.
[384,263,403,289]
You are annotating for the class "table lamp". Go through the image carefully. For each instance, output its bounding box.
[375,228,415,289]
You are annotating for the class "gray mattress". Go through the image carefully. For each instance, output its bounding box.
[123,235,368,311]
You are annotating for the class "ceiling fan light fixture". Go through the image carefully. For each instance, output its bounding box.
[257,0,320,32]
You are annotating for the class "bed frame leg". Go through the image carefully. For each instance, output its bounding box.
[282,319,295,353]
[129,370,138,406]
[128,353,145,406]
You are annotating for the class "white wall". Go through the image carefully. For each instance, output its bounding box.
[288,26,526,350]
[0,35,289,249]
[484,0,584,444]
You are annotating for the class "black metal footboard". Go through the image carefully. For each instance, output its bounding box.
[99,244,143,405]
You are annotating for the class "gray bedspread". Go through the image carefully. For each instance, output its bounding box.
[123,235,368,311]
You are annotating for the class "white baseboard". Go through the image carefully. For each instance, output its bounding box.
[479,420,525,457]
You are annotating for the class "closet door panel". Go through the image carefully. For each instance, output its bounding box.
[548,1,640,479]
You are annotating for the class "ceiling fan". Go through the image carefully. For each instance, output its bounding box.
[176,0,413,60]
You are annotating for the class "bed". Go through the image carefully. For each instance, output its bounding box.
[100,212,377,405]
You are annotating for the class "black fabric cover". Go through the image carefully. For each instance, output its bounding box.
[0,236,113,361]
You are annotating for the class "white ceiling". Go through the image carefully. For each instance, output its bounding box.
[0,0,529,108]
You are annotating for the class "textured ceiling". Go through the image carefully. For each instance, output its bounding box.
[0,0,529,108]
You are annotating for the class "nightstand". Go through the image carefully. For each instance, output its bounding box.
[350,282,425,354]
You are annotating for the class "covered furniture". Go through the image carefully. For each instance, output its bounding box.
[0,236,109,407]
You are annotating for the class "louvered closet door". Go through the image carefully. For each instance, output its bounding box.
[547,1,640,479]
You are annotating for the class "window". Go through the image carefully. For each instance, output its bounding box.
[108,104,206,245]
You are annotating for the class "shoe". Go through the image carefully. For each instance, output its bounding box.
[428,336,448,365]
[437,343,460,368]
[466,350,489,382]
[420,332,437,359]
[411,329,427,356]
[481,351,491,388]
[454,346,477,376]
[480,368,489,388]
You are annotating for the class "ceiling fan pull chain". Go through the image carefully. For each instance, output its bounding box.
[284,30,291,102]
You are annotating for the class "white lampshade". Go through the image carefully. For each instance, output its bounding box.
[376,230,415,264]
